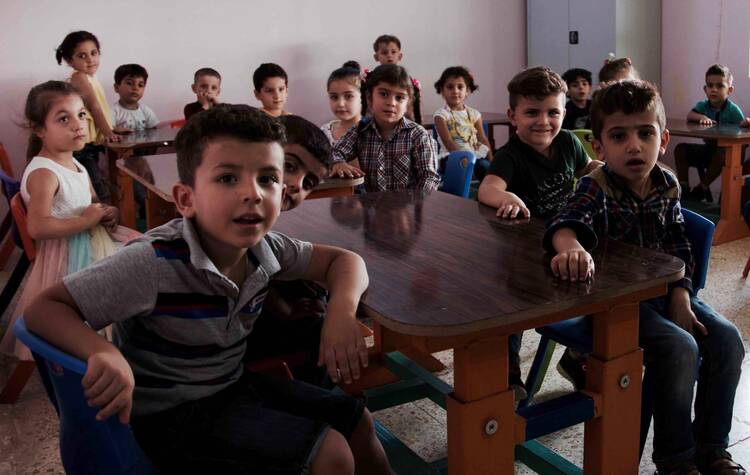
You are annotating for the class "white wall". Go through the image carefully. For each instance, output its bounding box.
[0,0,526,175]
[616,0,661,86]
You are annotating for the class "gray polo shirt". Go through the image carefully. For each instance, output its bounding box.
[63,218,312,416]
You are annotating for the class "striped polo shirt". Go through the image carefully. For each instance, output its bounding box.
[63,218,312,416]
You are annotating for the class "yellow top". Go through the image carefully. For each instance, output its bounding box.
[69,73,112,144]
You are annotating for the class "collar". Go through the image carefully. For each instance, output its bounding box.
[601,162,674,199]
[361,115,416,139]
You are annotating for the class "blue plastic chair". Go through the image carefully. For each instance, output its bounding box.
[441,151,476,198]
[12,317,155,474]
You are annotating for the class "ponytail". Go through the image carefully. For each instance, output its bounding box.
[26,134,42,162]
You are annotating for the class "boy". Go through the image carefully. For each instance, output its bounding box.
[561,68,592,130]
[111,64,159,132]
[675,64,750,202]
[371,34,422,124]
[25,105,392,474]
[545,80,745,475]
[253,63,291,117]
[183,67,221,120]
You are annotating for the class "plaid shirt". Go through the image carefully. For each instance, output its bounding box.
[332,117,440,193]
[543,164,694,293]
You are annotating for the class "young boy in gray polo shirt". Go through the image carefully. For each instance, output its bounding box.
[25,105,392,475]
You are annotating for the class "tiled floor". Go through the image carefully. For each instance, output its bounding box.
[1,237,749,474]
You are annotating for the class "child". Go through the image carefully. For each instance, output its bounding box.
[279,115,331,211]
[561,68,592,130]
[253,62,291,117]
[322,61,363,145]
[183,68,221,120]
[544,79,745,475]
[432,66,492,179]
[331,64,440,192]
[25,105,392,475]
[370,34,422,124]
[0,81,137,361]
[111,64,159,132]
[56,30,119,203]
[675,64,750,202]
[598,56,639,83]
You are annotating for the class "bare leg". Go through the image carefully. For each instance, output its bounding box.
[349,409,393,475]
[311,429,355,475]
[674,144,691,189]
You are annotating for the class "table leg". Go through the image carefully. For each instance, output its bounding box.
[117,172,136,229]
[714,142,750,244]
[584,302,643,474]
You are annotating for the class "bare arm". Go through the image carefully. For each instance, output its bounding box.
[474,117,493,160]
[687,110,714,125]
[549,227,594,281]
[434,116,461,152]
[477,174,530,218]
[69,72,116,141]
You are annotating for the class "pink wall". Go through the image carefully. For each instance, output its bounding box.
[0,0,526,176]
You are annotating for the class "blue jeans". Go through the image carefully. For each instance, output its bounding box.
[640,295,744,467]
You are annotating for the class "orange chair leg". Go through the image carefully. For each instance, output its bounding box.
[0,361,35,403]
[743,255,750,278]
[0,235,15,270]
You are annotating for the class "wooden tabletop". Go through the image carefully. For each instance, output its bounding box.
[423,112,510,129]
[667,118,750,141]
[107,124,181,150]
[274,191,684,337]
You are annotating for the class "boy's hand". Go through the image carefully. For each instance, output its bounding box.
[112,126,133,135]
[495,192,530,219]
[551,247,595,282]
[83,349,135,424]
[318,313,368,385]
[100,206,119,232]
[697,115,716,126]
[106,132,122,143]
[330,161,364,179]
[668,288,707,336]
[741,117,750,128]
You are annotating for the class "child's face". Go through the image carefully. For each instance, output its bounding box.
[114,75,147,106]
[255,77,288,115]
[368,82,410,128]
[441,76,469,109]
[508,94,565,155]
[593,109,669,190]
[37,94,88,154]
[704,74,733,106]
[328,79,362,122]
[567,77,591,104]
[282,144,328,211]
[373,42,403,65]
[174,138,284,257]
[67,40,100,75]
[192,75,221,104]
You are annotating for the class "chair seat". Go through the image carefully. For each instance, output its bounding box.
[535,316,592,354]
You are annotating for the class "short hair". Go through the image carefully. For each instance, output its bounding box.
[56,31,100,65]
[364,64,413,98]
[114,64,148,84]
[705,64,733,85]
[590,79,666,141]
[434,66,479,94]
[193,68,221,83]
[253,63,288,91]
[507,66,567,109]
[327,61,362,89]
[561,68,592,86]
[598,57,639,83]
[278,115,333,171]
[175,104,286,187]
[373,34,401,52]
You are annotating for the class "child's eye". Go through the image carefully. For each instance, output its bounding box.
[344,93,354,100]
[78,111,87,119]
[303,177,317,190]
[378,90,388,98]
[639,130,656,138]
[259,175,279,185]
[395,95,407,102]
[58,116,69,123]
[217,174,238,184]
[610,133,625,141]
[284,161,296,173]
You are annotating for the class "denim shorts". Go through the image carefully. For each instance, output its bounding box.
[131,371,365,474]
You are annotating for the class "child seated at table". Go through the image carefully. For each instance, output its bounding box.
[561,68,592,130]
[598,56,639,83]
[183,68,221,120]
[25,104,392,475]
[111,64,158,132]
[331,64,440,193]
[369,34,422,124]
[675,64,750,202]
[322,61,363,145]
[544,79,745,475]
[253,62,291,117]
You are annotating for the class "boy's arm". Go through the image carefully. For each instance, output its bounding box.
[434,116,461,152]
[477,174,530,219]
[549,227,594,282]
[411,128,441,192]
[687,102,714,125]
[143,105,159,129]
[330,126,365,178]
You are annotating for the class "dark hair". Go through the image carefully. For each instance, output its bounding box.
[705,64,733,85]
[194,67,221,83]
[175,104,286,187]
[561,68,592,86]
[253,63,288,91]
[327,61,361,89]
[23,81,81,161]
[362,64,413,119]
[114,64,148,84]
[56,31,100,65]
[590,79,665,140]
[373,34,401,52]
[434,66,478,94]
[278,115,332,170]
[507,66,567,109]
[598,57,639,83]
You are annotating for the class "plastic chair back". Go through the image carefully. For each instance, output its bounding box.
[169,118,186,128]
[10,194,36,262]
[13,317,155,474]
[441,151,476,198]
[571,129,597,160]
[1,170,23,248]
[0,143,15,177]
[681,208,714,292]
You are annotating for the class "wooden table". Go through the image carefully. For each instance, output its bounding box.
[274,191,684,474]
[116,153,364,229]
[423,112,512,151]
[667,118,750,244]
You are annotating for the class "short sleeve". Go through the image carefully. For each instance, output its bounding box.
[726,102,745,124]
[433,107,450,122]
[691,100,708,115]
[487,148,515,183]
[263,231,313,281]
[569,131,591,169]
[142,105,159,128]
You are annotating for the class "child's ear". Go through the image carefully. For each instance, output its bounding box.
[253,89,261,101]
[373,52,379,63]
[397,52,403,62]
[172,182,196,218]
[728,84,735,95]
[191,84,198,94]
[592,138,605,161]
[507,106,517,126]
[114,83,119,93]
[659,129,670,155]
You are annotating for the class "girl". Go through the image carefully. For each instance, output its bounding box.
[0,81,138,361]
[56,30,121,203]
[330,64,440,193]
[598,56,640,83]
[321,61,363,145]
[433,66,492,179]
